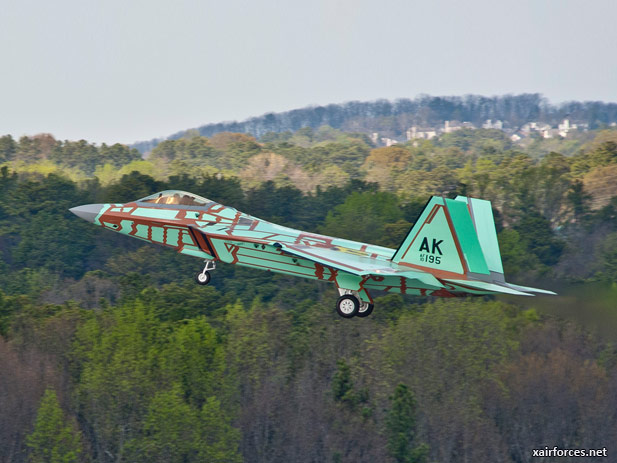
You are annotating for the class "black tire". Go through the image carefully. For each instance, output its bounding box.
[196,270,211,285]
[336,295,359,318]
[356,303,374,318]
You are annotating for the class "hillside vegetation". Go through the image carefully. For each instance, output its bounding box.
[131,94,617,153]
[1,125,617,462]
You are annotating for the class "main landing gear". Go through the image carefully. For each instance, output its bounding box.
[195,260,216,285]
[336,290,374,318]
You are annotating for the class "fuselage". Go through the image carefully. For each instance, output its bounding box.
[72,196,418,295]
[71,190,555,318]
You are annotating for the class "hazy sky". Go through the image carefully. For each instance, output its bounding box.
[1,0,616,144]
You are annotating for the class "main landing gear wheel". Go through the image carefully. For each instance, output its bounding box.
[196,270,211,285]
[356,302,374,318]
[336,295,360,318]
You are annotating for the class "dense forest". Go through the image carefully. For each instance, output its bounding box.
[131,94,617,153]
[1,125,617,462]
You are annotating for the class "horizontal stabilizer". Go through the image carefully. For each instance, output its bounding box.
[445,279,534,296]
[502,282,557,295]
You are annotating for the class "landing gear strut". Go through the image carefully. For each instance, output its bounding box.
[196,260,216,285]
[336,289,374,318]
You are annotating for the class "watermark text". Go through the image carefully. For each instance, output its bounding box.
[532,446,607,458]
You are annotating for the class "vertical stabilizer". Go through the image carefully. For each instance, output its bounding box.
[392,196,493,279]
[454,196,504,280]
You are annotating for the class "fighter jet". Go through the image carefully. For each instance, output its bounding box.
[70,190,555,318]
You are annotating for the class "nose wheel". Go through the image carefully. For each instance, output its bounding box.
[196,271,211,285]
[196,260,216,285]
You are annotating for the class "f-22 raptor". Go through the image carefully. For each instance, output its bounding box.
[71,190,554,318]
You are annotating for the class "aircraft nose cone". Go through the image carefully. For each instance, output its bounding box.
[69,204,104,223]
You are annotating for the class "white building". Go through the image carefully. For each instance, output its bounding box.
[444,120,475,133]
[483,119,503,130]
[406,126,437,140]
[520,122,539,135]
[381,137,398,147]
[558,119,578,137]
[542,128,559,139]
[444,120,461,133]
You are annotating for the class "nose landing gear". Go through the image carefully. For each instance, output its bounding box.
[196,260,216,285]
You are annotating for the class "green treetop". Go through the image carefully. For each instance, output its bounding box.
[26,388,83,463]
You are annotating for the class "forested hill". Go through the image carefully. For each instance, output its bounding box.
[3,124,617,462]
[132,94,617,153]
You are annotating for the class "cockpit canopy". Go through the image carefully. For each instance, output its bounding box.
[138,190,211,206]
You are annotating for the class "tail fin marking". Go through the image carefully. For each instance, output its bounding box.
[392,196,493,277]
[392,197,466,275]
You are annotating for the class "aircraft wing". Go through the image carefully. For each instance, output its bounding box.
[275,243,444,289]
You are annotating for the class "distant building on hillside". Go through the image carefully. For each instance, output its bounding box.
[542,127,559,139]
[516,119,588,140]
[558,119,579,137]
[381,137,398,147]
[443,121,475,133]
[370,132,399,147]
[390,117,593,147]
[406,126,437,140]
[520,122,539,135]
[443,120,460,133]
[483,119,503,130]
